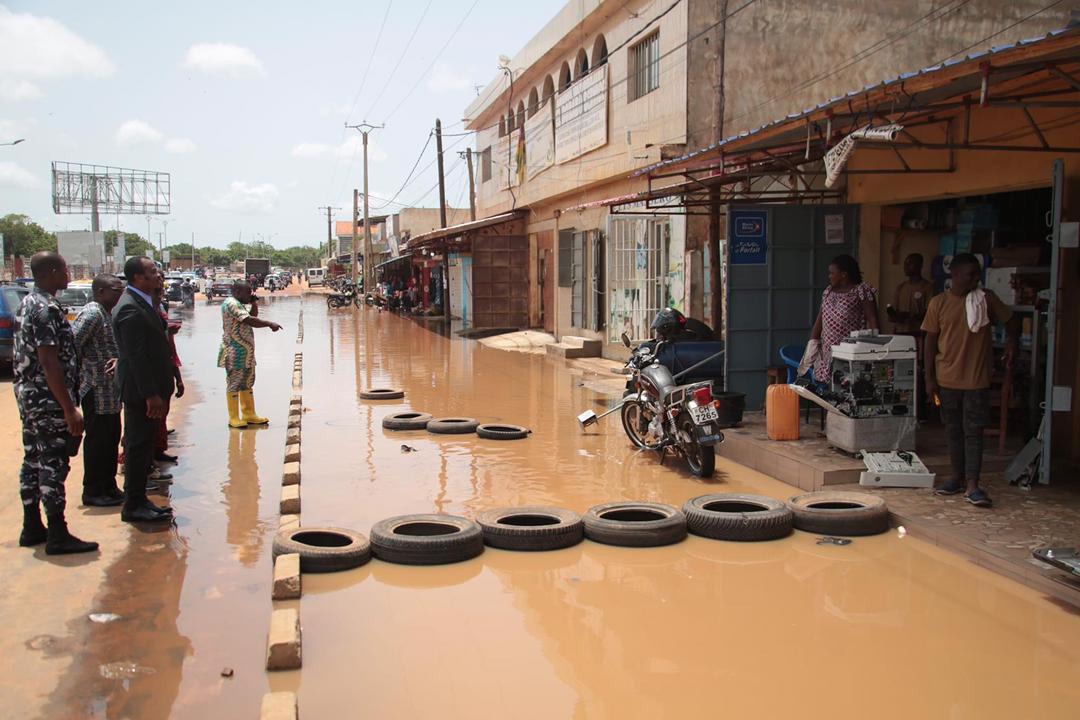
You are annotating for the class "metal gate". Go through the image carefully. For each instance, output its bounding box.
[725,205,859,409]
[472,235,529,328]
[607,216,670,342]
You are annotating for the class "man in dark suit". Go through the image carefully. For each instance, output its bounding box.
[113,257,176,523]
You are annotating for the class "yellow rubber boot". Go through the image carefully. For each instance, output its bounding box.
[239,390,269,425]
[227,393,248,428]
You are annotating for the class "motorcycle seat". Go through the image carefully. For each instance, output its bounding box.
[654,341,725,384]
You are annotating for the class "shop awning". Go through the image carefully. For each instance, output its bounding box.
[567,26,1080,214]
[373,253,413,271]
[403,211,524,251]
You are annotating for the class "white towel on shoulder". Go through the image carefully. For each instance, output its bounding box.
[965,288,989,332]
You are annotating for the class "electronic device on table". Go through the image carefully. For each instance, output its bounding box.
[859,450,935,488]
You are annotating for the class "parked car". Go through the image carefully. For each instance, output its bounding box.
[0,284,30,368]
[208,278,234,303]
[58,282,93,323]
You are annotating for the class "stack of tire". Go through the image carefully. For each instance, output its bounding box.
[271,491,889,570]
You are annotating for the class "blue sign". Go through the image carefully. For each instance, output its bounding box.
[730,210,768,265]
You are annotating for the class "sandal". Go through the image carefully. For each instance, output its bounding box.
[964,489,993,507]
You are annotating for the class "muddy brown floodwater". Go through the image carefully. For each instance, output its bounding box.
[20,295,1080,719]
[293,303,1080,719]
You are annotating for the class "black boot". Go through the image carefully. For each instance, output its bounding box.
[45,513,99,555]
[19,504,47,547]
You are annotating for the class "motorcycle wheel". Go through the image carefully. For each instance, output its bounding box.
[621,400,662,451]
[326,297,335,310]
[678,416,715,478]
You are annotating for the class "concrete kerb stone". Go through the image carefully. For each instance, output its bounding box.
[266,608,302,670]
[281,485,300,514]
[279,513,301,531]
[273,553,301,600]
[285,427,301,445]
[260,692,298,720]
[287,413,301,429]
[282,461,300,486]
[284,446,301,464]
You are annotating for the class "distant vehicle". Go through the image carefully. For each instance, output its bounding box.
[1,284,30,367]
[208,278,234,304]
[307,267,326,286]
[245,258,271,282]
[58,282,94,323]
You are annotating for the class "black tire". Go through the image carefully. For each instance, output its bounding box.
[583,501,687,547]
[476,506,583,551]
[476,423,529,440]
[788,491,890,536]
[360,388,405,400]
[271,526,371,573]
[427,417,479,434]
[678,415,715,478]
[382,411,434,430]
[621,400,661,450]
[683,493,793,541]
[370,514,484,565]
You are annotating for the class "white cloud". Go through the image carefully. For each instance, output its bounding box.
[0,6,114,80]
[211,181,279,214]
[165,137,196,154]
[427,62,473,93]
[0,79,43,102]
[0,161,40,189]
[291,142,329,158]
[183,43,264,78]
[115,119,164,146]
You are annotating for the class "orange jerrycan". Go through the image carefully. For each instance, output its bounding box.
[766,384,800,440]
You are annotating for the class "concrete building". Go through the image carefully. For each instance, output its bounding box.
[464,0,1073,355]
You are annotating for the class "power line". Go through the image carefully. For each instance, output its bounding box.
[381,0,482,124]
[937,0,1064,63]
[363,0,434,120]
[369,131,434,210]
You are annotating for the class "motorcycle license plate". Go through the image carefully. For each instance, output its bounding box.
[690,405,719,424]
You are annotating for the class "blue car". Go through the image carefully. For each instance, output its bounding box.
[0,284,30,367]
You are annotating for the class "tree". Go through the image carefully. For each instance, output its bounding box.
[0,214,57,257]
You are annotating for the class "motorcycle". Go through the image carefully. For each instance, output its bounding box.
[326,281,361,309]
[578,332,725,478]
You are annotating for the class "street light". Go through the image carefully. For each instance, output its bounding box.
[0,138,25,146]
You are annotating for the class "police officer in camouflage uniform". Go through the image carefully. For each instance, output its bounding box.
[14,252,98,554]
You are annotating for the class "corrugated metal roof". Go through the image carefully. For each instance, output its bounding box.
[637,26,1080,177]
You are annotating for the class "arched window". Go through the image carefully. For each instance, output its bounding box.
[515,100,526,130]
[498,116,506,137]
[527,87,540,117]
[575,48,589,79]
[592,34,608,68]
[558,61,571,91]
[506,110,515,134]
[542,75,555,105]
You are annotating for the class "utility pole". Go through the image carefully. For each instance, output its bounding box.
[351,189,359,285]
[464,148,477,221]
[345,121,383,291]
[435,119,451,322]
[317,205,341,264]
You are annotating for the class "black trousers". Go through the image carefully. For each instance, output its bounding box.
[122,396,155,510]
[81,390,121,496]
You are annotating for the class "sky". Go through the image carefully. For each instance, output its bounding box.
[0,0,565,249]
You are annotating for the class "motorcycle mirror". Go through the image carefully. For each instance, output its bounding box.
[577,409,598,429]
[620,332,631,348]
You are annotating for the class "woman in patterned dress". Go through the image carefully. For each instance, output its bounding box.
[807,255,879,384]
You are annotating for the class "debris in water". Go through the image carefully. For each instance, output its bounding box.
[816,536,852,546]
[221,667,234,678]
[89,613,121,624]
[897,526,907,537]
[99,661,156,680]
[401,444,418,453]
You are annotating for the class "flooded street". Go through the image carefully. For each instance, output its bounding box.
[4,295,1080,719]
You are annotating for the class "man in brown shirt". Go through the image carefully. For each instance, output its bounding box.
[889,253,936,334]
[922,253,1016,507]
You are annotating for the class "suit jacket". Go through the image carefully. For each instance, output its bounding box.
[113,288,176,403]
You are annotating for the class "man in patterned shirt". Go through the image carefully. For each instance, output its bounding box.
[219,280,281,427]
[13,252,98,554]
[72,274,126,507]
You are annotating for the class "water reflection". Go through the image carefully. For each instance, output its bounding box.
[223,427,263,567]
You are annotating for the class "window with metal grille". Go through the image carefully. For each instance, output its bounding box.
[606,217,669,342]
[628,31,660,102]
[480,147,492,183]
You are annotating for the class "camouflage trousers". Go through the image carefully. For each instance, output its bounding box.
[225,366,256,393]
[18,404,71,515]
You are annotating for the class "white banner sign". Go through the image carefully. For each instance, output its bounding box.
[57,231,106,270]
[526,99,555,179]
[555,63,608,164]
